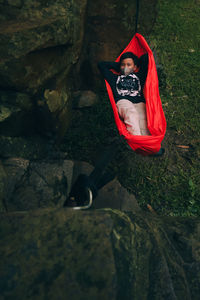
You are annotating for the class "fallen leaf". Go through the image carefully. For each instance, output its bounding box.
[147,204,156,214]
[176,145,190,149]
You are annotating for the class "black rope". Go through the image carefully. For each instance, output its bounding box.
[135,0,140,33]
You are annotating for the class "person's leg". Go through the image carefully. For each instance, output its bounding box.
[134,102,151,136]
[116,99,142,135]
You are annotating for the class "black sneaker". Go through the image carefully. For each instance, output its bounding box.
[151,147,165,157]
[64,196,78,208]
[64,188,93,210]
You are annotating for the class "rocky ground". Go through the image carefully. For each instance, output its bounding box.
[0,155,140,213]
[1,207,200,299]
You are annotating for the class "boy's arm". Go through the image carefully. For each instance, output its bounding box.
[98,61,119,84]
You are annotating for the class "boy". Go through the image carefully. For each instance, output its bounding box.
[98,52,150,135]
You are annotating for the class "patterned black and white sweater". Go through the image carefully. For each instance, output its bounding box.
[98,54,148,104]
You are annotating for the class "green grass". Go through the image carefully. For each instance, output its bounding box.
[150,0,200,135]
[145,0,200,215]
[59,0,200,216]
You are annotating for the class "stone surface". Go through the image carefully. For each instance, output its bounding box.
[0,208,117,300]
[0,0,87,93]
[0,161,7,212]
[36,85,72,140]
[2,158,74,211]
[94,178,140,211]
[1,158,139,212]
[0,105,35,136]
[0,208,199,299]
[0,0,87,139]
[0,135,51,159]
[0,90,36,136]
[73,90,99,108]
[0,90,33,111]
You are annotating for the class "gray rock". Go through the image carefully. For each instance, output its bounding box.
[0,0,87,138]
[0,0,87,93]
[2,158,74,211]
[0,161,7,212]
[0,91,35,136]
[0,90,33,111]
[0,104,35,136]
[0,104,21,123]
[0,208,199,299]
[1,157,139,212]
[73,90,99,108]
[1,157,29,211]
[94,178,140,212]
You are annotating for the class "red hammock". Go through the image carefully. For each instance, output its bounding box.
[105,33,167,155]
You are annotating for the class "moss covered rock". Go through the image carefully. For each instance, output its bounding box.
[0,0,87,93]
[0,0,87,139]
[0,161,7,212]
[0,208,199,299]
[2,158,73,211]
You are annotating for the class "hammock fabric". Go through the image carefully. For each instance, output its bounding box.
[105,33,167,156]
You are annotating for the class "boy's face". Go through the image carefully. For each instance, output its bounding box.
[120,58,137,75]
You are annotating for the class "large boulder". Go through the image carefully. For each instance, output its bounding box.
[1,158,73,211]
[0,208,199,299]
[0,0,87,139]
[0,0,87,93]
